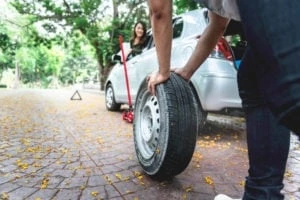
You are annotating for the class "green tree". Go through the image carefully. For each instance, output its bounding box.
[11,0,149,89]
[174,0,200,14]
[0,24,17,81]
[59,30,98,85]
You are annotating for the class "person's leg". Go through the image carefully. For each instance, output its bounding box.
[237,49,290,200]
[243,106,290,200]
[237,0,300,133]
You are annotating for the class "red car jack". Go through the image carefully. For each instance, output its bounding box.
[119,35,134,123]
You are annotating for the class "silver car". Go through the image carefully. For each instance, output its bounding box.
[105,8,244,126]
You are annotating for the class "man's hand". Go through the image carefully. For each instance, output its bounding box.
[171,67,192,81]
[147,71,170,96]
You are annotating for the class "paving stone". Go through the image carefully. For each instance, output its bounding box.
[81,185,121,200]
[26,188,58,200]
[11,176,43,187]
[114,180,145,195]
[101,165,123,174]
[87,175,107,187]
[58,177,88,189]
[7,187,38,200]
[52,188,82,200]
[0,89,298,200]
[0,183,20,193]
[0,175,12,185]
[51,169,74,178]
[43,176,65,189]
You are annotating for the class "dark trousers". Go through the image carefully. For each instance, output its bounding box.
[236,0,300,199]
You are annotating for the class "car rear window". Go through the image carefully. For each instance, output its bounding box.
[173,18,184,38]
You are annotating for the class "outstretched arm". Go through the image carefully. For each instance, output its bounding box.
[174,11,230,80]
[147,0,173,95]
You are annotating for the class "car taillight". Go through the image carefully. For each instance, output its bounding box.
[210,37,233,61]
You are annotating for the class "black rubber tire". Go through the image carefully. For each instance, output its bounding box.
[189,83,208,134]
[105,84,121,111]
[133,73,198,179]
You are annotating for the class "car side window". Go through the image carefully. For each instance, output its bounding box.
[146,17,183,49]
[173,17,183,39]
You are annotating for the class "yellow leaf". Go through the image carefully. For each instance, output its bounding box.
[184,185,193,192]
[1,192,9,200]
[115,173,122,180]
[239,181,245,187]
[91,191,99,197]
[204,176,214,185]
[134,171,141,177]
[285,171,293,178]
[156,148,160,154]
[16,159,28,170]
[80,185,85,190]
[104,175,112,184]
[97,137,104,144]
[41,177,49,189]
[160,181,168,186]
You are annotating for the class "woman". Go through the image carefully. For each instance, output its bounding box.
[126,21,147,59]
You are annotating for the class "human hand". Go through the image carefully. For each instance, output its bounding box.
[171,67,191,81]
[147,71,170,96]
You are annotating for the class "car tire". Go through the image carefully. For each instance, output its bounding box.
[133,73,198,179]
[189,83,208,134]
[105,84,121,111]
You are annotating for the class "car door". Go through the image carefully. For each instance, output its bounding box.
[111,53,140,103]
[127,34,158,103]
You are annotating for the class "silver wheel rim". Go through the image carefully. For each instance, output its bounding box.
[106,87,114,108]
[136,94,160,160]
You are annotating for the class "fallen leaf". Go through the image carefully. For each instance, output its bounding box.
[204,176,214,185]
[91,191,98,197]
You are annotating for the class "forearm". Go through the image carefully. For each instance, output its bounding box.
[148,0,173,77]
[184,11,230,79]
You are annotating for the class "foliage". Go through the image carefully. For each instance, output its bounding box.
[174,0,200,14]
[59,31,98,85]
[3,0,200,88]
[0,23,17,77]
[10,0,149,89]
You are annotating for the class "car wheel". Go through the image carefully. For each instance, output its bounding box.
[189,83,208,134]
[105,84,121,111]
[133,73,198,179]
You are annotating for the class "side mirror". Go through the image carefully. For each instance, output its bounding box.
[112,54,122,63]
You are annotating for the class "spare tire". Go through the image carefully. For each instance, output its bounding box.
[133,73,198,179]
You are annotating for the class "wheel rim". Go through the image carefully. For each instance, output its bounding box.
[136,94,160,160]
[106,87,114,108]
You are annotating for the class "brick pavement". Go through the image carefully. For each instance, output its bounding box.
[0,89,299,200]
